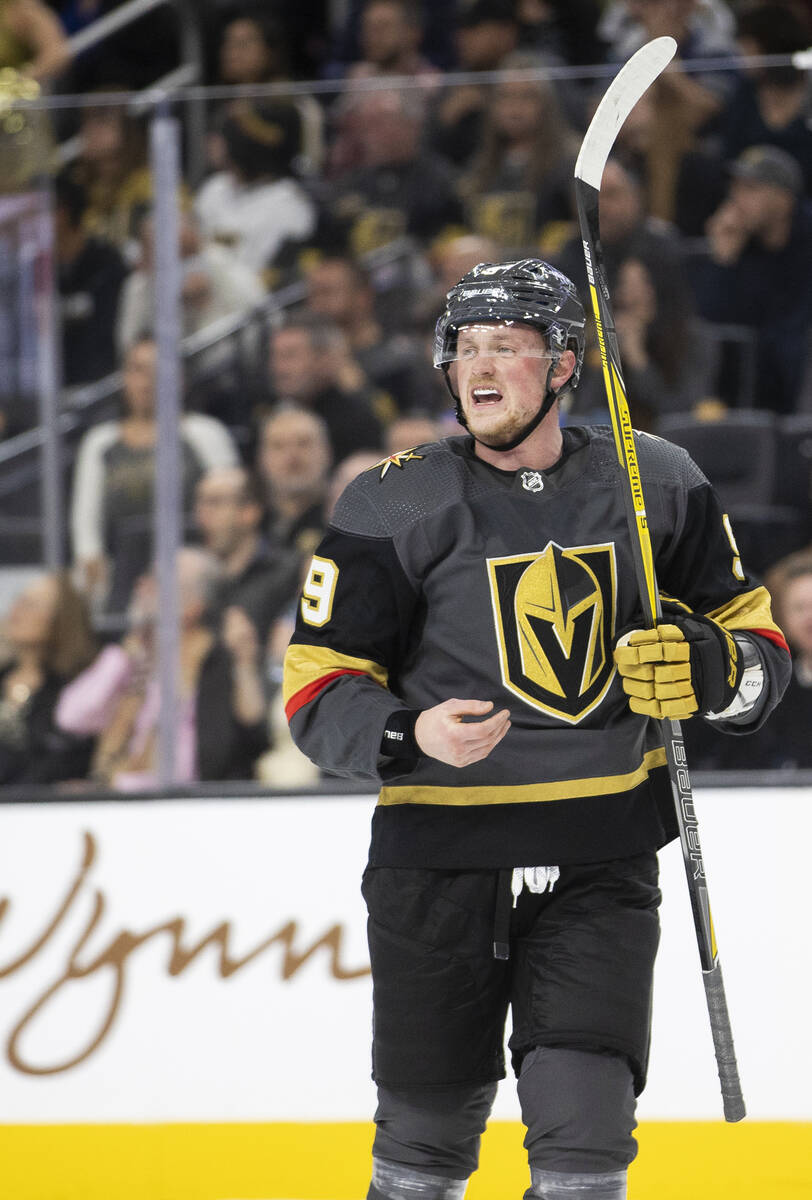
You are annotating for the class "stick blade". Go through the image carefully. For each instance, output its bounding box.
[574,36,677,190]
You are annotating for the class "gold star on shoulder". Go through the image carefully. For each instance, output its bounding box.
[371,448,425,479]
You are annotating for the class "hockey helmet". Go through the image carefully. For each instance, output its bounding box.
[433,258,586,392]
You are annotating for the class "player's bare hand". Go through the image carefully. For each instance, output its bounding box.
[415,698,511,767]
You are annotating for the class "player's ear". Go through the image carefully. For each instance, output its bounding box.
[551,349,576,389]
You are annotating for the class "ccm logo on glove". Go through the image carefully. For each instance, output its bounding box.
[614,602,742,720]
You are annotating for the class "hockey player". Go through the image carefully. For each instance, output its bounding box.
[282,260,790,1200]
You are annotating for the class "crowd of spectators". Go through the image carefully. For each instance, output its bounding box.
[1,0,811,789]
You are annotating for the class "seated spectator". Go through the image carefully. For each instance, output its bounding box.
[600,0,737,225]
[195,101,317,281]
[720,4,812,197]
[329,0,440,174]
[0,571,96,787]
[554,158,695,320]
[573,256,712,425]
[692,145,812,411]
[348,0,439,82]
[762,552,812,768]
[71,335,238,620]
[329,87,463,253]
[63,100,164,262]
[459,56,580,254]
[683,549,812,770]
[257,405,332,561]
[56,548,269,788]
[194,465,301,645]
[55,171,128,386]
[517,0,603,66]
[0,0,70,83]
[325,448,387,517]
[209,9,324,176]
[306,255,427,413]
[427,0,522,170]
[266,314,384,463]
[384,410,443,456]
[411,232,502,331]
[116,210,264,362]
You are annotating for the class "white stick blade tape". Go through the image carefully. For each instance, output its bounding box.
[575,36,677,191]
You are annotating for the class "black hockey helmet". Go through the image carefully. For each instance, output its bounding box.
[433,258,586,392]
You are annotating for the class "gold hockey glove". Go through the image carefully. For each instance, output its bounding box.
[614,602,743,720]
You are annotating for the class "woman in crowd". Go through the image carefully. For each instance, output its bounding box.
[459,56,580,254]
[56,548,270,789]
[70,334,238,621]
[0,571,96,786]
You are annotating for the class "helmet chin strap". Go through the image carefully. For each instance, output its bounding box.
[446,361,559,454]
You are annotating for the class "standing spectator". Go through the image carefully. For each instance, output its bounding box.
[267,315,384,464]
[257,405,332,562]
[602,0,737,225]
[195,102,317,280]
[55,171,129,386]
[0,1,70,189]
[306,255,427,413]
[692,144,812,411]
[459,58,580,253]
[719,5,812,197]
[0,0,70,83]
[194,465,301,645]
[329,88,463,253]
[71,334,238,619]
[0,571,96,787]
[56,548,269,788]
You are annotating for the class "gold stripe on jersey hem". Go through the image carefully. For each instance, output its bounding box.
[377,746,668,806]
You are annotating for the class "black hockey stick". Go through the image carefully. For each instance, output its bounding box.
[574,37,746,1123]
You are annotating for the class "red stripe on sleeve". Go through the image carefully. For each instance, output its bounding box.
[285,669,368,722]
[751,628,790,654]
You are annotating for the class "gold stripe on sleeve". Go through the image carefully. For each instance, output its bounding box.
[282,643,389,709]
[706,586,784,638]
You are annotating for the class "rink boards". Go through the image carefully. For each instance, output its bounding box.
[0,790,809,1199]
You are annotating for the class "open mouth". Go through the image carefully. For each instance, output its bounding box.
[471,386,503,406]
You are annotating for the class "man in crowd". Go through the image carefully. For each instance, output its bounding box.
[257,405,333,564]
[692,143,812,411]
[194,466,301,645]
[306,255,427,413]
[268,314,384,464]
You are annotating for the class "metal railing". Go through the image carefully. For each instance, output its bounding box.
[58,0,206,183]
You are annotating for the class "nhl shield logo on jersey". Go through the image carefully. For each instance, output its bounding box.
[487,541,617,723]
[520,470,544,493]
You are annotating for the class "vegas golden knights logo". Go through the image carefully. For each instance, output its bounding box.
[487,542,617,723]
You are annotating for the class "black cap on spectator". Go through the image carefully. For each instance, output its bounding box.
[729,145,803,196]
[222,101,303,181]
[457,0,518,28]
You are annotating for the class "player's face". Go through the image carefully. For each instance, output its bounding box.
[454,323,553,446]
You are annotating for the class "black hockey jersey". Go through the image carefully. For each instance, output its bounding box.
[283,428,789,868]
